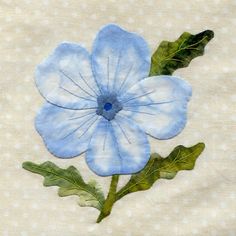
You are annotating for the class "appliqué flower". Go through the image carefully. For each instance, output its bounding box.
[35,24,192,176]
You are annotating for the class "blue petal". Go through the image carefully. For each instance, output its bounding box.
[119,76,192,139]
[86,116,150,176]
[35,102,100,158]
[91,24,150,95]
[36,42,100,109]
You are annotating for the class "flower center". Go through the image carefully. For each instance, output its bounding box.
[103,102,112,111]
[96,93,122,121]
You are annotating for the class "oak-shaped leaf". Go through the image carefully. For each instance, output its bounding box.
[149,30,214,76]
[116,143,205,200]
[22,161,105,210]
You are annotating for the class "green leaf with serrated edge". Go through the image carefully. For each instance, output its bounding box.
[22,161,105,210]
[116,143,205,200]
[149,30,214,76]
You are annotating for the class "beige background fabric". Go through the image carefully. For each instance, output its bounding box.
[0,0,236,235]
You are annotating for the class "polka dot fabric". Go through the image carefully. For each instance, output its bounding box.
[0,0,236,235]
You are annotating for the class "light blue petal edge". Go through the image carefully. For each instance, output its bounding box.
[35,102,94,158]
[145,76,192,140]
[91,23,151,94]
[35,41,95,109]
[85,117,150,176]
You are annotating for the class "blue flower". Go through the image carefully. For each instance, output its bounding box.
[35,24,192,176]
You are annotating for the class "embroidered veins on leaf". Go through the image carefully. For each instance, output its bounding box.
[35,24,192,176]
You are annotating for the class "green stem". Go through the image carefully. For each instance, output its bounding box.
[96,175,119,223]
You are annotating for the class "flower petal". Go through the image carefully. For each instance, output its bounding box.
[36,42,100,109]
[35,102,100,158]
[86,116,150,176]
[91,24,150,95]
[120,76,192,139]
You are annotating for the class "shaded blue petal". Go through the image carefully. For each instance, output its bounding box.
[120,76,192,139]
[91,24,150,95]
[35,102,100,158]
[36,42,99,109]
[86,116,150,176]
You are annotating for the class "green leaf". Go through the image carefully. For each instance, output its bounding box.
[116,143,205,200]
[22,161,105,210]
[149,30,214,76]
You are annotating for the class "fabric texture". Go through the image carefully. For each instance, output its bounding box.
[35,24,191,176]
[0,0,236,235]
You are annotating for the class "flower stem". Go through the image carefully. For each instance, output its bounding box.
[96,175,119,223]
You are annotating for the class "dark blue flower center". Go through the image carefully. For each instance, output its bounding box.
[103,102,112,111]
[96,93,122,121]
